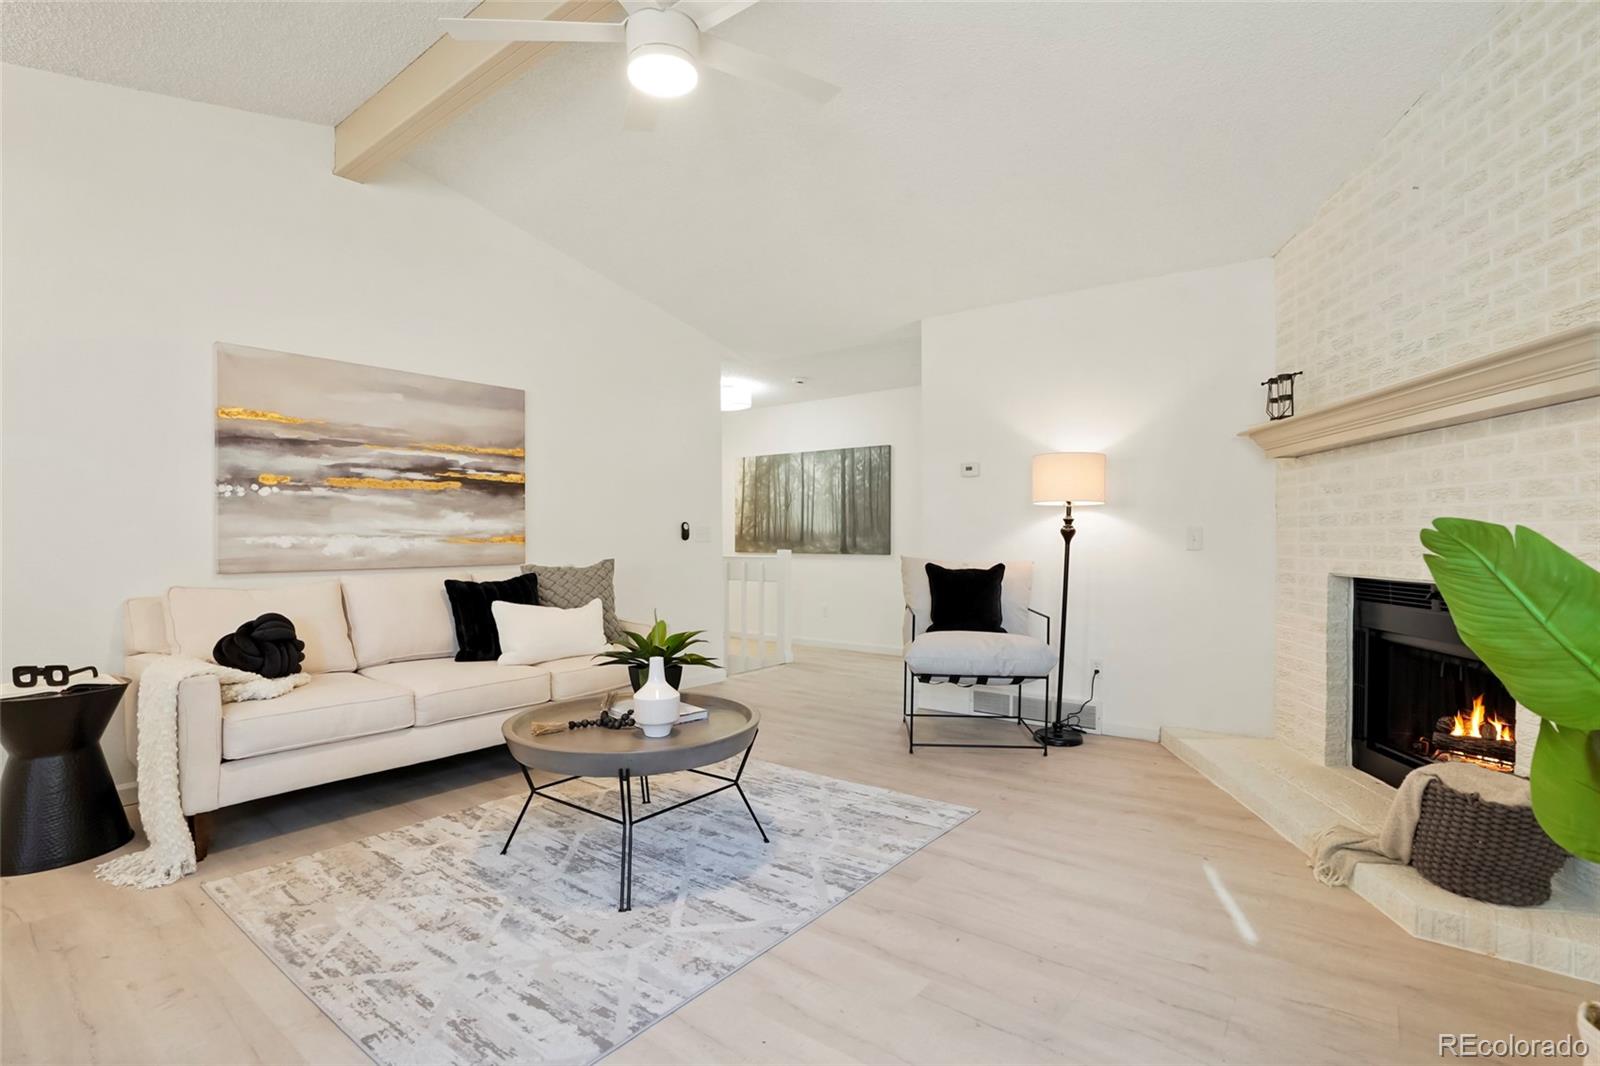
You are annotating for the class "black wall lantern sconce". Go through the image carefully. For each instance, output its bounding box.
[1261,371,1303,421]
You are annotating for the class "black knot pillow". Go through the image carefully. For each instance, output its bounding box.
[213,612,305,678]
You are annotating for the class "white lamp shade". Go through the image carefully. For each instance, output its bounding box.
[1032,452,1106,506]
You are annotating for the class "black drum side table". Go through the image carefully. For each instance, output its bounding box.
[1,682,134,876]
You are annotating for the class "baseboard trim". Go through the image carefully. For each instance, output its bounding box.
[1096,722,1160,742]
[792,638,902,656]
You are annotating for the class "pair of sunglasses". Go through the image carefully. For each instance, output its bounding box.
[11,664,100,688]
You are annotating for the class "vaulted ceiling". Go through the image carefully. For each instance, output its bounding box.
[4,1,1501,373]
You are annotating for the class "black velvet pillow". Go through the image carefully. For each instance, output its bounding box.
[925,563,1006,633]
[445,573,539,662]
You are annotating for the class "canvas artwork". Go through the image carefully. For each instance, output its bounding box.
[735,445,891,555]
[215,343,525,573]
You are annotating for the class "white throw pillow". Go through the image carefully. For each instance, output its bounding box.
[493,598,608,666]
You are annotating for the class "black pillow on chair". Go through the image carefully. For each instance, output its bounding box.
[925,563,1007,633]
[444,573,540,661]
[213,612,305,678]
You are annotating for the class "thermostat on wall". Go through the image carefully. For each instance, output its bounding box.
[960,462,981,478]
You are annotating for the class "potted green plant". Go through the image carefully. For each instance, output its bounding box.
[596,618,721,692]
[1420,518,1599,864]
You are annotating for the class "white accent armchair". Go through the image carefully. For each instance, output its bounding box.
[899,558,1056,755]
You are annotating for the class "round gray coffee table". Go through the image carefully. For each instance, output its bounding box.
[500,693,766,911]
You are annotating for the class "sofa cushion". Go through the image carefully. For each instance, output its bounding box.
[521,559,622,643]
[342,571,466,668]
[360,659,552,727]
[493,599,608,666]
[445,573,540,662]
[222,672,413,759]
[541,655,631,701]
[904,631,1055,680]
[168,582,356,674]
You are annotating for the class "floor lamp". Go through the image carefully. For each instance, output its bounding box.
[1030,452,1106,747]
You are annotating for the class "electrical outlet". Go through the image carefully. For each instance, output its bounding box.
[820,604,831,619]
[1090,659,1104,675]
[960,462,981,478]
[1186,525,1204,551]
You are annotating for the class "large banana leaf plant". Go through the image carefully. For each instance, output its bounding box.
[1420,518,1600,862]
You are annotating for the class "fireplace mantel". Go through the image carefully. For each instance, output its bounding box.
[1241,324,1600,459]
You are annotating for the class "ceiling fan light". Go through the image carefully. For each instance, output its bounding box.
[628,44,698,98]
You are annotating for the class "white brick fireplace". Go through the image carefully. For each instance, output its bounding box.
[1168,1,1599,980]
[1269,0,1598,772]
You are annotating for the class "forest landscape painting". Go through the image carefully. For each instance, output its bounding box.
[735,445,891,555]
[215,343,525,573]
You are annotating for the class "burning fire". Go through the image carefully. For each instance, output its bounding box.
[1449,695,1513,742]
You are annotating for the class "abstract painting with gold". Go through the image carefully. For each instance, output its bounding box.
[215,343,525,573]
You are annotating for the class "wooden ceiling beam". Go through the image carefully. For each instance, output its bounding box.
[333,0,624,183]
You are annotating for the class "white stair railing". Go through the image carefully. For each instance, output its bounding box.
[724,550,793,674]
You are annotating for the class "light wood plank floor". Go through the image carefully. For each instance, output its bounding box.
[3,647,1593,1065]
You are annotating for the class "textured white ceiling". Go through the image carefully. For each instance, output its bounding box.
[0,1,475,125]
[2,0,1500,372]
[410,0,1499,360]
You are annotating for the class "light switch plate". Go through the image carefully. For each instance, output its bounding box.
[1186,526,1204,551]
[960,462,981,478]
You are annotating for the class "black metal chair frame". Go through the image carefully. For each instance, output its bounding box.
[902,607,1054,756]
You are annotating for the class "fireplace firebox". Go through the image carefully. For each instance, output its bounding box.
[1351,578,1517,787]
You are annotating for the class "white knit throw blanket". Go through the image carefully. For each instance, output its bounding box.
[95,656,309,889]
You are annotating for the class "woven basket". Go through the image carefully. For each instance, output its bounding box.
[1411,777,1568,906]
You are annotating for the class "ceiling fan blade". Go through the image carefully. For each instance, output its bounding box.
[673,0,759,32]
[699,36,838,104]
[439,17,626,44]
[623,91,659,132]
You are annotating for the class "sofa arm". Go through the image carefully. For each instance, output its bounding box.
[122,654,223,816]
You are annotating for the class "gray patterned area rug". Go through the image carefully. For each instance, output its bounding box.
[203,759,975,1066]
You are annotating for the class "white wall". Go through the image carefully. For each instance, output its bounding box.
[919,260,1277,740]
[1,66,730,787]
[721,387,919,653]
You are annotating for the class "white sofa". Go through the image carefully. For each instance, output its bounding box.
[121,572,639,854]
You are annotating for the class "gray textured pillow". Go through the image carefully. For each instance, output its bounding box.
[521,558,622,643]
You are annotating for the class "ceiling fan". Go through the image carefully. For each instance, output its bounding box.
[440,0,839,130]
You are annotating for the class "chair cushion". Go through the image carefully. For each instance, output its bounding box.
[168,582,356,674]
[361,659,552,727]
[222,672,413,759]
[541,655,632,701]
[901,558,1035,637]
[341,571,466,668]
[925,563,1006,632]
[904,632,1055,680]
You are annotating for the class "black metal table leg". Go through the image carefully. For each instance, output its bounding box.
[503,735,768,912]
[730,736,769,842]
[617,769,634,912]
[500,764,537,855]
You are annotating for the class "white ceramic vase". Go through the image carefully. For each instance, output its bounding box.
[632,656,680,739]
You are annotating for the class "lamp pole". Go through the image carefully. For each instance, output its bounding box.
[1035,501,1084,747]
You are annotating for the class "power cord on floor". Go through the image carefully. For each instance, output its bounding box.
[1060,667,1100,731]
